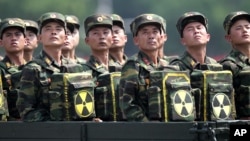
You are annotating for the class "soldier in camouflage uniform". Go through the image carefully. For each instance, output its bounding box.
[16,12,82,122]
[82,14,121,80]
[170,12,219,72]
[62,15,86,64]
[119,13,179,122]
[219,11,250,120]
[0,18,27,121]
[109,14,127,66]
[157,15,178,62]
[23,19,39,62]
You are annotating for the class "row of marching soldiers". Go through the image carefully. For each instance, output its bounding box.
[0,10,249,122]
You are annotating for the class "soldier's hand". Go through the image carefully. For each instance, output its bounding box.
[92,118,103,122]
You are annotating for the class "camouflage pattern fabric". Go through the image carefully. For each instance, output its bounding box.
[82,55,122,121]
[191,68,235,121]
[16,51,84,122]
[170,51,219,73]
[148,70,196,122]
[109,54,128,66]
[130,13,164,37]
[95,72,121,121]
[176,11,208,37]
[84,14,112,36]
[219,49,250,118]
[82,55,121,82]
[0,56,25,121]
[49,72,96,121]
[0,73,8,121]
[223,11,250,34]
[119,51,179,122]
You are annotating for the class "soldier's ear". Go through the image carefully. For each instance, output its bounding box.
[225,34,231,42]
[38,34,43,44]
[180,38,186,46]
[85,37,89,45]
[133,36,139,46]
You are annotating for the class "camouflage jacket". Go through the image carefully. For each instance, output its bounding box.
[16,51,82,122]
[219,49,250,77]
[0,56,26,120]
[82,55,122,82]
[109,54,128,66]
[119,51,179,122]
[219,49,250,88]
[170,51,218,73]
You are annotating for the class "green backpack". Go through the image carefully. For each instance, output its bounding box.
[191,64,235,121]
[148,70,198,122]
[49,72,96,121]
[94,72,121,121]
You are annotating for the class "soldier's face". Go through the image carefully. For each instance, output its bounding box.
[39,22,66,48]
[85,27,113,51]
[110,25,127,49]
[62,28,74,51]
[181,22,210,47]
[133,25,162,52]
[0,28,26,53]
[72,29,80,47]
[226,19,250,46]
[24,30,38,51]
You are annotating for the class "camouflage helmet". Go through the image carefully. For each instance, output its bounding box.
[223,11,250,34]
[0,18,26,38]
[37,12,66,32]
[84,14,113,36]
[65,15,80,33]
[176,11,208,37]
[130,13,164,36]
[111,14,125,29]
[24,19,39,34]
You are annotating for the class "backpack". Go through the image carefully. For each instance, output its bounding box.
[191,64,235,121]
[49,72,96,121]
[94,72,121,121]
[29,59,96,121]
[147,70,198,122]
[0,62,23,120]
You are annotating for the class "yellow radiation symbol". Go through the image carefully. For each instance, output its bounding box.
[212,93,231,119]
[74,90,94,118]
[173,90,193,117]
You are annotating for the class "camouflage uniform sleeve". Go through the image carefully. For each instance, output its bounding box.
[220,60,240,77]
[170,58,186,71]
[119,61,149,122]
[16,63,50,122]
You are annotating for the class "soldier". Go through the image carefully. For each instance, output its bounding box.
[23,19,39,62]
[109,14,127,66]
[171,12,219,72]
[219,11,250,120]
[62,15,86,64]
[16,12,83,122]
[158,15,167,59]
[172,12,236,121]
[157,15,178,62]
[0,18,27,121]
[83,14,123,122]
[82,14,121,80]
[119,13,179,122]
